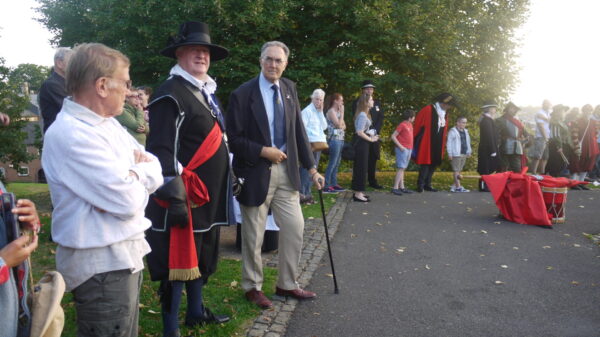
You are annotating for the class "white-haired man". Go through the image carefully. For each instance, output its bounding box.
[42,43,163,336]
[39,47,72,133]
[299,88,327,204]
[227,41,323,309]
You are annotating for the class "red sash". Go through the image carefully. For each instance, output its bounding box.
[168,122,222,280]
[504,113,527,167]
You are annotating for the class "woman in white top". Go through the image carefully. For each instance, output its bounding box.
[351,93,378,202]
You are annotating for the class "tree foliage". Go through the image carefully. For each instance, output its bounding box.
[36,0,530,169]
[0,58,32,174]
[9,63,51,92]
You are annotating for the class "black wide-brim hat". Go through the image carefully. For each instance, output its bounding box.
[361,80,375,88]
[160,21,229,61]
[503,101,520,112]
[481,100,498,109]
[434,93,458,106]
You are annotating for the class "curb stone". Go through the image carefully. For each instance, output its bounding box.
[245,191,351,337]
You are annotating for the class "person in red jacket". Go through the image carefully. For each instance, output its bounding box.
[413,93,457,192]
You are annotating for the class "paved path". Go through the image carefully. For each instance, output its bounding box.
[283,189,600,337]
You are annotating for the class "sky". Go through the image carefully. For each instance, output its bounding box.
[0,0,598,108]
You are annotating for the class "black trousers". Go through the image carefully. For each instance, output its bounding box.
[417,164,437,188]
[352,139,370,191]
[367,141,380,185]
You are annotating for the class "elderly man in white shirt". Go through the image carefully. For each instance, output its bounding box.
[42,43,163,337]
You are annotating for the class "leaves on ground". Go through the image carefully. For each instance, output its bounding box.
[494,281,504,285]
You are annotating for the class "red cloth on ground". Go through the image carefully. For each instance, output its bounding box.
[482,168,585,227]
[169,121,222,279]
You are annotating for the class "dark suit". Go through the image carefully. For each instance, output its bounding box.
[227,75,315,292]
[352,98,384,186]
[39,71,67,133]
[227,76,315,206]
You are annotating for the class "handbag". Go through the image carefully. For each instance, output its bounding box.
[311,141,329,152]
[29,271,66,337]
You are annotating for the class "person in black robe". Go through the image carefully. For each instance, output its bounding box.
[477,101,500,191]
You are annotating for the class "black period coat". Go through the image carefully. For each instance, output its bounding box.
[477,114,500,175]
[145,75,232,281]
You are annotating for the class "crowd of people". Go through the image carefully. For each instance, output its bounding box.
[2,18,600,337]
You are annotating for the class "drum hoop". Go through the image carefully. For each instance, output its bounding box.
[541,186,568,193]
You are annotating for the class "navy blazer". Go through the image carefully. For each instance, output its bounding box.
[227,76,315,206]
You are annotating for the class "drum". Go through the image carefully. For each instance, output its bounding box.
[541,186,568,224]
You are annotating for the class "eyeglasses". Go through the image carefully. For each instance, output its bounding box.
[108,77,133,90]
[262,56,286,66]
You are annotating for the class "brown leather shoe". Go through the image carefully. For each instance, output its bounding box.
[275,287,317,300]
[245,289,273,309]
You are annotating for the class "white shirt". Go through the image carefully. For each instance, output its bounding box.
[301,103,328,142]
[434,102,446,130]
[535,108,551,139]
[169,64,217,94]
[42,98,163,290]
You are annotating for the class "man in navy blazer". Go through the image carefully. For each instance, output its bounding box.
[227,41,323,309]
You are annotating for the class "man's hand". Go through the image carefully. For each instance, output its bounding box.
[260,147,287,164]
[136,124,146,133]
[310,170,324,190]
[0,113,10,126]
[13,199,40,232]
[133,149,152,164]
[0,235,38,268]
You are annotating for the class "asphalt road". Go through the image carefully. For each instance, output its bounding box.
[285,189,600,337]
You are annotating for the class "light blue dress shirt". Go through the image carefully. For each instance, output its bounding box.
[258,72,286,151]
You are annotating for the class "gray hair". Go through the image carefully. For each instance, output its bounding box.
[260,41,290,60]
[311,89,325,99]
[54,47,72,62]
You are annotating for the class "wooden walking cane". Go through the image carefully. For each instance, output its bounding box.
[317,179,339,294]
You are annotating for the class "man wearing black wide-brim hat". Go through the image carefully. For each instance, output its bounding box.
[413,93,457,192]
[145,21,233,337]
[477,100,500,191]
[496,101,527,173]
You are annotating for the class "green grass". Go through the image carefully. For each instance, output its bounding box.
[333,170,482,192]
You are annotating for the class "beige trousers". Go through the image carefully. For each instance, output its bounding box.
[240,161,304,291]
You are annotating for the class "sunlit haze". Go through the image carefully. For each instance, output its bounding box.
[0,0,598,109]
[512,0,600,108]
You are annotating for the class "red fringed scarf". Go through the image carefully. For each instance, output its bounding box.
[168,121,222,281]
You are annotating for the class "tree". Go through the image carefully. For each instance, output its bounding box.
[36,0,530,169]
[9,63,51,92]
[0,58,33,178]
